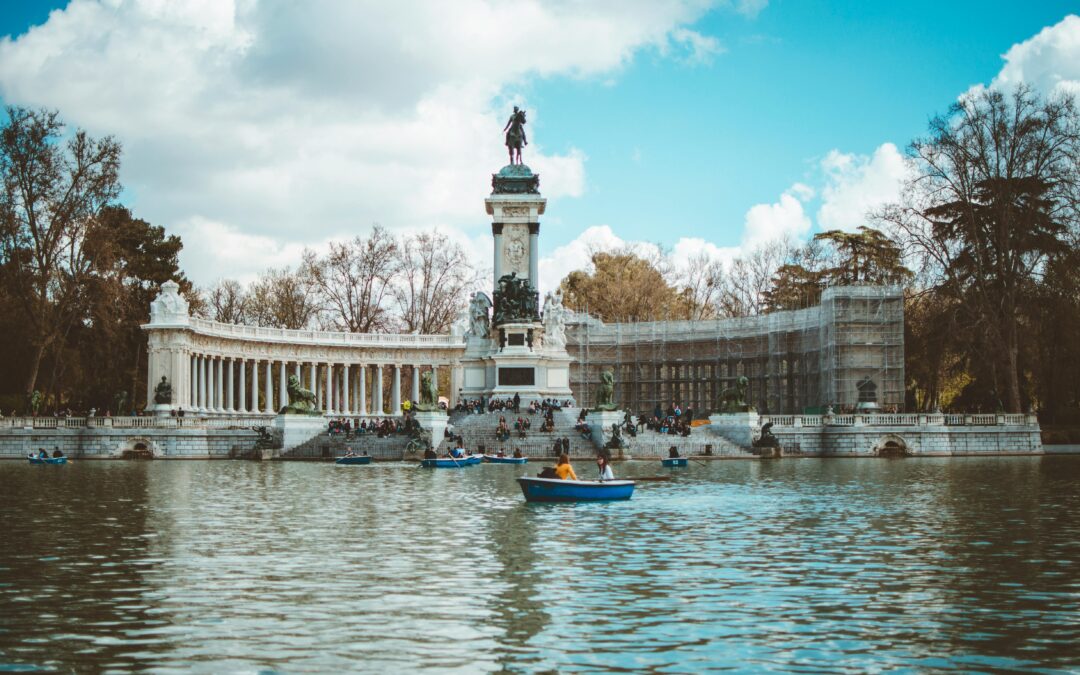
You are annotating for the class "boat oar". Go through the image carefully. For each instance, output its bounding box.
[689,457,709,467]
[634,476,672,482]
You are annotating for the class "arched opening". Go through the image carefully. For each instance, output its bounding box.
[873,434,908,457]
[122,441,154,460]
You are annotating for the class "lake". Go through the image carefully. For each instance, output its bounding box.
[1,457,1078,672]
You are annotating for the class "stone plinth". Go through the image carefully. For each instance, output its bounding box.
[146,404,174,418]
[274,414,326,453]
[587,409,625,450]
[414,410,449,451]
[708,411,760,448]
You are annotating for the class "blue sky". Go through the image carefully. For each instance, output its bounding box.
[0,1,1077,287]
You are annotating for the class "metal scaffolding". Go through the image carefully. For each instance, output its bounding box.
[566,285,905,415]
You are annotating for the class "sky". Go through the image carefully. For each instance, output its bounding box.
[1,0,1078,295]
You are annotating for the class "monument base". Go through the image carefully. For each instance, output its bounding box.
[414,410,449,452]
[146,404,174,418]
[587,409,626,451]
[708,412,760,448]
[274,414,326,452]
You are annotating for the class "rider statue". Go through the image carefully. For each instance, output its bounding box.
[504,106,527,165]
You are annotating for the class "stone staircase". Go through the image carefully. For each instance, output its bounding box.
[448,407,747,459]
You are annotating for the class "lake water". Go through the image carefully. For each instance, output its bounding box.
[1,457,1078,673]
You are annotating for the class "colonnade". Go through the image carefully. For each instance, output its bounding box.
[184,355,445,416]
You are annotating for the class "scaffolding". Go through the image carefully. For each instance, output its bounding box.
[567,285,905,415]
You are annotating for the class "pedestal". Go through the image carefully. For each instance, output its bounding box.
[707,412,760,448]
[274,414,326,452]
[587,409,626,450]
[146,404,174,418]
[414,410,449,452]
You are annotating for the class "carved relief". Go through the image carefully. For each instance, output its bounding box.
[502,205,530,218]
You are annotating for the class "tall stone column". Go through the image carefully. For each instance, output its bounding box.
[450,362,462,408]
[309,363,317,406]
[216,357,225,412]
[294,362,301,381]
[279,360,287,411]
[251,359,260,414]
[202,356,210,412]
[343,364,350,416]
[239,359,247,413]
[374,365,383,415]
[358,365,368,415]
[412,366,420,404]
[431,364,438,391]
[391,364,402,416]
[264,360,273,414]
[190,356,198,412]
[226,358,234,412]
[529,223,539,287]
[325,363,333,414]
[492,223,503,287]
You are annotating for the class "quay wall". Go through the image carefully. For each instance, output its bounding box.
[0,425,259,459]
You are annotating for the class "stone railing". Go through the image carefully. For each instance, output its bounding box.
[760,413,1039,428]
[187,317,465,348]
[0,416,272,429]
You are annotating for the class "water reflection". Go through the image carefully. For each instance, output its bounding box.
[0,457,1077,672]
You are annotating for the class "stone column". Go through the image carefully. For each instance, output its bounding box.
[264,361,273,414]
[412,366,420,404]
[190,356,198,412]
[309,363,317,406]
[226,358,234,412]
[294,362,301,381]
[251,359,259,414]
[374,365,383,415]
[239,359,247,413]
[216,357,225,412]
[431,364,438,391]
[343,364,350,416]
[325,363,334,414]
[492,223,503,288]
[279,361,287,412]
[358,365,368,415]
[450,363,463,408]
[202,356,210,412]
[529,222,539,288]
[391,364,402,416]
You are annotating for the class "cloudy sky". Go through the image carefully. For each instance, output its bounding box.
[1,1,1078,293]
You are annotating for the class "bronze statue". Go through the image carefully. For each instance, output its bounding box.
[153,376,172,404]
[594,370,617,411]
[492,272,539,325]
[415,371,439,412]
[504,106,527,165]
[718,376,752,413]
[282,375,318,414]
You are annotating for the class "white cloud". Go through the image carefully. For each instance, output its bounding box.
[740,183,812,248]
[816,142,908,231]
[0,0,724,283]
[989,14,1080,98]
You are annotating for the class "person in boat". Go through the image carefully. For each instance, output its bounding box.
[554,453,578,481]
[449,443,465,459]
[597,453,614,481]
[497,448,506,457]
[668,446,680,458]
[53,448,64,458]
[38,448,48,459]
[513,448,523,458]
[424,447,437,459]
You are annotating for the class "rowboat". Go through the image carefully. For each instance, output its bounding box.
[517,476,635,502]
[335,455,372,465]
[28,456,67,465]
[420,455,482,468]
[661,457,688,467]
[482,455,528,464]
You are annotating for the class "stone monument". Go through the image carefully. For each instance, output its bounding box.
[458,110,573,405]
[413,371,448,450]
[587,370,626,451]
[709,375,760,447]
[274,374,326,453]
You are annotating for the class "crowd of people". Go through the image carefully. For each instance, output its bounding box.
[454,394,574,416]
[328,417,407,438]
[639,402,695,437]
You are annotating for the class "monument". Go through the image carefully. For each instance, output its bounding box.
[412,370,448,451]
[274,374,326,453]
[709,375,760,447]
[458,108,574,405]
[587,369,627,450]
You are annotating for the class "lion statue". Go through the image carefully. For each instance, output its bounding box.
[718,375,752,413]
[593,370,617,411]
[415,371,440,412]
[282,374,318,414]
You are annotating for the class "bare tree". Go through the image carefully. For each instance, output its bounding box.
[677,251,724,320]
[0,107,122,396]
[716,241,791,317]
[247,267,319,330]
[303,226,398,333]
[200,279,248,324]
[393,230,477,333]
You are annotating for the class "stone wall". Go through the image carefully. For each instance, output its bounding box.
[0,427,259,459]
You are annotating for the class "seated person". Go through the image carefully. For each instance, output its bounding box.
[596,453,614,481]
[513,448,523,458]
[496,448,506,457]
[424,447,437,459]
[449,445,465,459]
[554,453,578,481]
[52,448,64,458]
[668,446,680,458]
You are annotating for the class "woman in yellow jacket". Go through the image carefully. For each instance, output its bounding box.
[554,453,578,480]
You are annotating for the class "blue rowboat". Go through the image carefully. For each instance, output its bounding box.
[28,456,67,465]
[517,477,635,502]
[421,455,482,468]
[661,457,688,467]
[482,455,528,464]
[335,455,372,465]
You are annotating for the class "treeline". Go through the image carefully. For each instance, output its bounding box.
[195,226,479,335]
